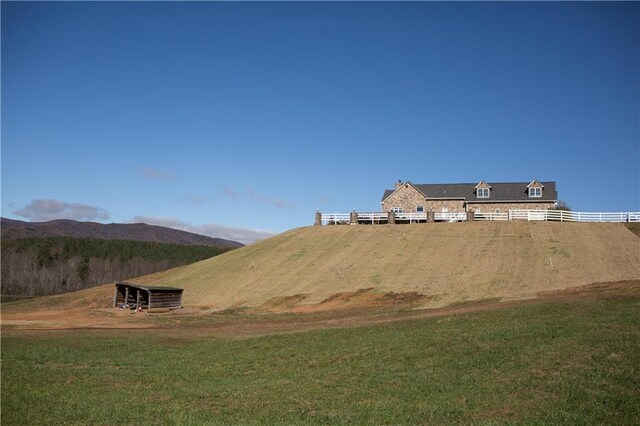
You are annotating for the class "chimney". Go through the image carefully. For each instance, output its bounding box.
[395,180,403,190]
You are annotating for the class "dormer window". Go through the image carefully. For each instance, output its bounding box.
[527,180,544,198]
[475,180,491,198]
[477,188,490,198]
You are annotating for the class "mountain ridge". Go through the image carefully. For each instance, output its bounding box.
[1,217,243,248]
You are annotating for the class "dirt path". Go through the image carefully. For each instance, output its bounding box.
[3,281,638,338]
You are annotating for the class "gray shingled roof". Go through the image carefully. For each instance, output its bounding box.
[381,182,557,202]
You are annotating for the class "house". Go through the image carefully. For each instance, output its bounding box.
[381,180,557,214]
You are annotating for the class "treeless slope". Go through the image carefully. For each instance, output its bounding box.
[130,222,640,310]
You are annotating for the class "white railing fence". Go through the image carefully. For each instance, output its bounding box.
[395,212,427,223]
[474,212,509,221]
[357,212,389,224]
[321,209,640,225]
[434,212,467,222]
[490,209,640,223]
[321,213,351,226]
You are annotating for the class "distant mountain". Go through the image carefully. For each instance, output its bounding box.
[1,218,243,249]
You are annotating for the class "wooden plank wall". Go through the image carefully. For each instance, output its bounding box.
[149,292,182,309]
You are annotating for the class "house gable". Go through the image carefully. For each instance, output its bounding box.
[381,182,427,212]
[474,180,492,189]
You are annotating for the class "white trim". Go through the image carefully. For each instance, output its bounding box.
[529,187,542,198]
[477,188,490,198]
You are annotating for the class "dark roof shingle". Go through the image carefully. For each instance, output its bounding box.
[382,182,557,202]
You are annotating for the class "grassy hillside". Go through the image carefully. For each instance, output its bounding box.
[1,237,232,296]
[3,287,639,424]
[130,222,640,310]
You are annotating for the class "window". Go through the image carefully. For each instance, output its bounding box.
[390,207,403,213]
[495,208,501,213]
[529,187,542,198]
[416,205,424,212]
[477,188,490,198]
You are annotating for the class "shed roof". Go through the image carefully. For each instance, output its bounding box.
[115,281,183,292]
[381,181,557,203]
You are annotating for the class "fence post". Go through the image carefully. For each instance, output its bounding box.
[350,210,358,225]
[314,210,322,226]
[388,210,396,224]
[427,210,434,223]
[466,210,475,222]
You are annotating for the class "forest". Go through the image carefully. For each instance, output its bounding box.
[1,237,232,296]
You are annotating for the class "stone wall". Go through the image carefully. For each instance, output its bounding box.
[382,184,467,213]
[424,200,466,212]
[382,184,426,212]
[467,202,555,213]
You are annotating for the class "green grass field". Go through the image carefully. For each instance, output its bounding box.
[3,292,639,424]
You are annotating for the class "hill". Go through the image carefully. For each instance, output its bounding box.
[1,218,243,248]
[1,237,233,296]
[127,221,640,310]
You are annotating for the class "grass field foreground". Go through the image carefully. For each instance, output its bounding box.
[3,290,639,424]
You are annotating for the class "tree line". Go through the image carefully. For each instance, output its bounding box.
[1,237,232,296]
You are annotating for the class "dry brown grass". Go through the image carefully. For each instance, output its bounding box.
[129,221,640,310]
[4,222,638,321]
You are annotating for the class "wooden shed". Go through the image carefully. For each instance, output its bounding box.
[113,281,183,310]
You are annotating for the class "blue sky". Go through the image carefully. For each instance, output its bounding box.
[2,2,638,243]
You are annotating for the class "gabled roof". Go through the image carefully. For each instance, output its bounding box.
[381,181,557,203]
[380,181,427,203]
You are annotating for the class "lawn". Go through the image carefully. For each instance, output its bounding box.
[2,292,639,424]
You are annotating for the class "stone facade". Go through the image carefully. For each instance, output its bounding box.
[382,182,556,214]
[423,199,466,212]
[381,183,427,212]
[382,184,465,213]
[467,202,555,213]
